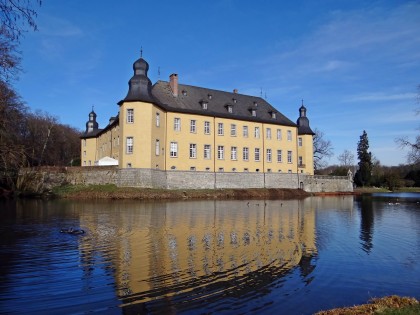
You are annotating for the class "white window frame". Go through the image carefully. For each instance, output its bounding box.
[255,148,260,162]
[277,150,282,163]
[204,121,210,134]
[189,143,197,158]
[254,127,260,139]
[127,109,134,123]
[170,142,178,157]
[266,148,272,162]
[217,145,224,160]
[298,137,303,147]
[230,124,237,136]
[266,128,271,139]
[287,130,292,141]
[287,150,293,163]
[243,126,248,138]
[231,146,237,160]
[174,118,181,131]
[126,137,133,154]
[156,112,160,127]
[243,147,249,161]
[277,129,282,140]
[155,139,160,156]
[218,123,224,135]
[204,144,211,159]
[299,156,303,166]
[190,120,197,133]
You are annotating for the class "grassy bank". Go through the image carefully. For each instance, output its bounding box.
[51,184,310,200]
[315,295,419,315]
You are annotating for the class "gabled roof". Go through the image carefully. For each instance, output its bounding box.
[130,81,297,127]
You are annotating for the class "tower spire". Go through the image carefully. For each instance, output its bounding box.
[140,46,143,58]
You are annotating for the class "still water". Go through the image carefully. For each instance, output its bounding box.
[0,193,419,315]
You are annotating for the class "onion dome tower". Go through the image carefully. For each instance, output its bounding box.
[85,107,99,133]
[121,52,154,103]
[297,102,315,135]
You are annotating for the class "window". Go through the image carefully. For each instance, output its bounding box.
[127,163,132,168]
[298,137,303,147]
[255,148,260,161]
[243,147,249,161]
[190,120,196,133]
[204,144,211,159]
[287,150,292,163]
[287,130,292,141]
[190,167,196,171]
[204,121,210,134]
[231,146,237,160]
[127,109,134,123]
[189,144,197,158]
[266,128,271,139]
[277,129,282,140]
[218,123,224,135]
[227,105,233,113]
[251,109,257,117]
[83,139,86,147]
[170,142,178,157]
[88,160,91,166]
[205,167,210,171]
[266,149,272,162]
[299,156,303,166]
[232,168,237,172]
[156,112,160,127]
[83,161,86,166]
[201,101,208,110]
[218,167,224,172]
[126,137,133,154]
[231,124,237,136]
[244,168,249,172]
[83,150,86,157]
[271,112,276,119]
[217,146,224,159]
[254,127,260,138]
[243,126,248,138]
[174,118,181,131]
[277,150,282,163]
[155,139,160,156]
[267,168,272,172]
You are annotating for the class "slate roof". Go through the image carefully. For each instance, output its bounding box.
[148,81,297,127]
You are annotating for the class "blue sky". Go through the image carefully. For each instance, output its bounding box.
[15,0,419,166]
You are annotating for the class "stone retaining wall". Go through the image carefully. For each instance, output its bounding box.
[17,167,353,193]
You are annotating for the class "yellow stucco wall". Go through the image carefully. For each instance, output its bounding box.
[83,101,314,174]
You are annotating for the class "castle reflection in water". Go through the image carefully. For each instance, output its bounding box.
[77,197,354,307]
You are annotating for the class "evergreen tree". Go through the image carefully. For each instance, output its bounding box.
[355,130,373,186]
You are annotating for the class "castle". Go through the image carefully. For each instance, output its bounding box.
[81,54,315,175]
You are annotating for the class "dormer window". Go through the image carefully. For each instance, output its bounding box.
[182,90,187,96]
[208,94,212,100]
[254,102,258,107]
[270,111,277,119]
[252,109,257,117]
[232,98,237,104]
[225,104,233,113]
[200,100,208,110]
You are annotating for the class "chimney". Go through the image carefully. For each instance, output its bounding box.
[169,73,178,97]
[233,89,238,94]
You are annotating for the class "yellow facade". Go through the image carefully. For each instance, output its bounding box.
[81,55,315,174]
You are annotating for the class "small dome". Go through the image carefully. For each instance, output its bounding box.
[133,57,149,76]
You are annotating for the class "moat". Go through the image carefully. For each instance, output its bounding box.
[1,193,419,314]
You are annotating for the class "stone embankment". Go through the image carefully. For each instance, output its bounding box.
[16,166,353,197]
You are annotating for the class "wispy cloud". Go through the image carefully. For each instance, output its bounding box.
[345,92,417,102]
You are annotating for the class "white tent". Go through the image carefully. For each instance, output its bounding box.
[96,156,118,166]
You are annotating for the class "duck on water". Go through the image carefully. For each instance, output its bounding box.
[60,228,85,235]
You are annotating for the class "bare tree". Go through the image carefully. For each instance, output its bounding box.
[0,0,41,81]
[0,0,41,41]
[338,149,355,167]
[313,128,334,172]
[396,85,420,165]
